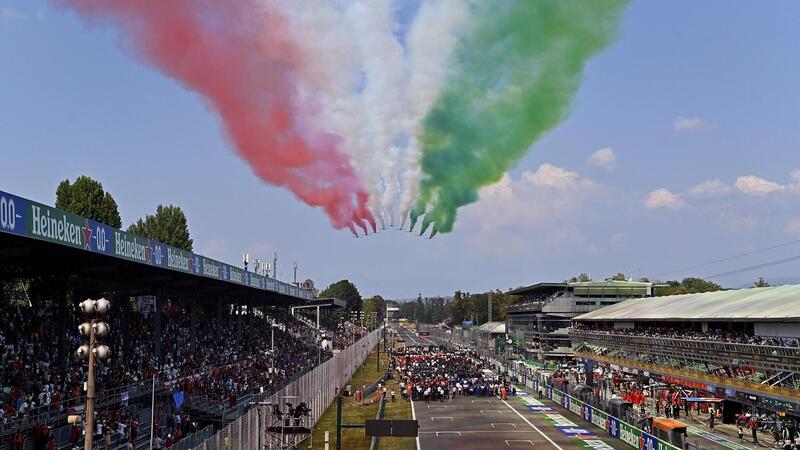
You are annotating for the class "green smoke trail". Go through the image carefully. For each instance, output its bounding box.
[411,0,629,234]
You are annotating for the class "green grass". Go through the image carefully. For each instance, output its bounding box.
[308,342,415,450]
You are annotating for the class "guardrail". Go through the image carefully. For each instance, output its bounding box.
[369,392,387,450]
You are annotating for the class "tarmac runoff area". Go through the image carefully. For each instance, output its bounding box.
[413,391,625,450]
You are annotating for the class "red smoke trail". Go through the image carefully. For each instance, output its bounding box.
[58,0,375,232]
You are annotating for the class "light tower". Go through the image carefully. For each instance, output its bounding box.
[76,298,111,450]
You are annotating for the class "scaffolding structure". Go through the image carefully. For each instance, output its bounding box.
[263,397,313,450]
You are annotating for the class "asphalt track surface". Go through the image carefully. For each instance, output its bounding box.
[393,327,743,450]
[393,327,624,450]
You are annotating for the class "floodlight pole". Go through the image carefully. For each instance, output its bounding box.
[84,318,96,450]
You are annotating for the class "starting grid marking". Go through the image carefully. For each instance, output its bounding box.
[427,404,448,409]
[431,416,454,421]
[481,409,505,415]
[492,422,518,428]
[506,440,536,447]
[435,431,461,437]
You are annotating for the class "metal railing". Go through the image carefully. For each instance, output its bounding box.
[369,392,387,450]
[171,426,216,450]
[570,330,800,373]
[574,351,800,401]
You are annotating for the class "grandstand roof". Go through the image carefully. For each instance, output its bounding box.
[477,321,506,334]
[506,282,566,296]
[574,285,800,322]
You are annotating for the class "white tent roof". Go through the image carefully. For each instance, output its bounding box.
[574,285,800,322]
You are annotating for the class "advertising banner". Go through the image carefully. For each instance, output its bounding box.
[608,417,620,438]
[0,190,314,300]
[619,421,642,449]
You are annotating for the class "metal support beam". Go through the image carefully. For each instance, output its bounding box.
[154,291,163,366]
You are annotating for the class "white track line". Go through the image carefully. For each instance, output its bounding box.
[501,399,563,450]
[411,398,420,450]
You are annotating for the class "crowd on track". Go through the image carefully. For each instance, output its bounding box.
[0,300,346,449]
[390,346,515,402]
[573,324,800,347]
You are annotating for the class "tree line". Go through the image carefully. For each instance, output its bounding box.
[55,175,193,251]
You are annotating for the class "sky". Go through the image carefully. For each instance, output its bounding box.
[2,0,800,299]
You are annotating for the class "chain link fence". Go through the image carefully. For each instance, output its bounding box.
[192,328,382,449]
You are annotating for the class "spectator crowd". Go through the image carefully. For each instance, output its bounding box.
[391,346,513,402]
[573,324,800,347]
[0,298,344,449]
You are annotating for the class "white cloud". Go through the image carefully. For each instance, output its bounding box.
[588,147,617,170]
[788,170,800,192]
[787,218,800,235]
[688,179,733,198]
[644,188,685,210]
[522,163,583,189]
[466,164,596,232]
[673,116,707,131]
[735,175,785,195]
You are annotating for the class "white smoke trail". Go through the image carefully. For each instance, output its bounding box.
[397,0,471,227]
[345,0,407,229]
[271,0,381,232]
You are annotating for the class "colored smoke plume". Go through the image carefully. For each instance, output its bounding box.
[58,0,375,233]
[411,0,629,234]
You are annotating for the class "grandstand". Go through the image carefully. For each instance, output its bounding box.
[570,285,800,419]
[505,280,653,363]
[0,190,358,449]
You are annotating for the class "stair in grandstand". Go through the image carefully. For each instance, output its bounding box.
[760,371,799,389]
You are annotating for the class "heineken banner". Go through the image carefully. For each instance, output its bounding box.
[0,190,312,300]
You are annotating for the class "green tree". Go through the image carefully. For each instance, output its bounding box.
[567,273,591,282]
[127,205,193,251]
[55,176,122,228]
[754,277,770,288]
[611,273,627,281]
[654,277,723,296]
[319,280,362,312]
[362,295,386,329]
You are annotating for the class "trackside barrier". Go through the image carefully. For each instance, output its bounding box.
[190,328,382,450]
[526,377,683,450]
[369,392,387,450]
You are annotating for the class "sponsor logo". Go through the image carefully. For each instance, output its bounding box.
[168,247,190,271]
[591,411,607,430]
[31,204,84,247]
[546,414,578,427]
[114,231,148,262]
[581,439,617,450]
[528,406,553,412]
[570,398,583,416]
[203,258,220,278]
[620,424,640,448]
[0,194,21,232]
[609,418,620,438]
[229,268,243,283]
